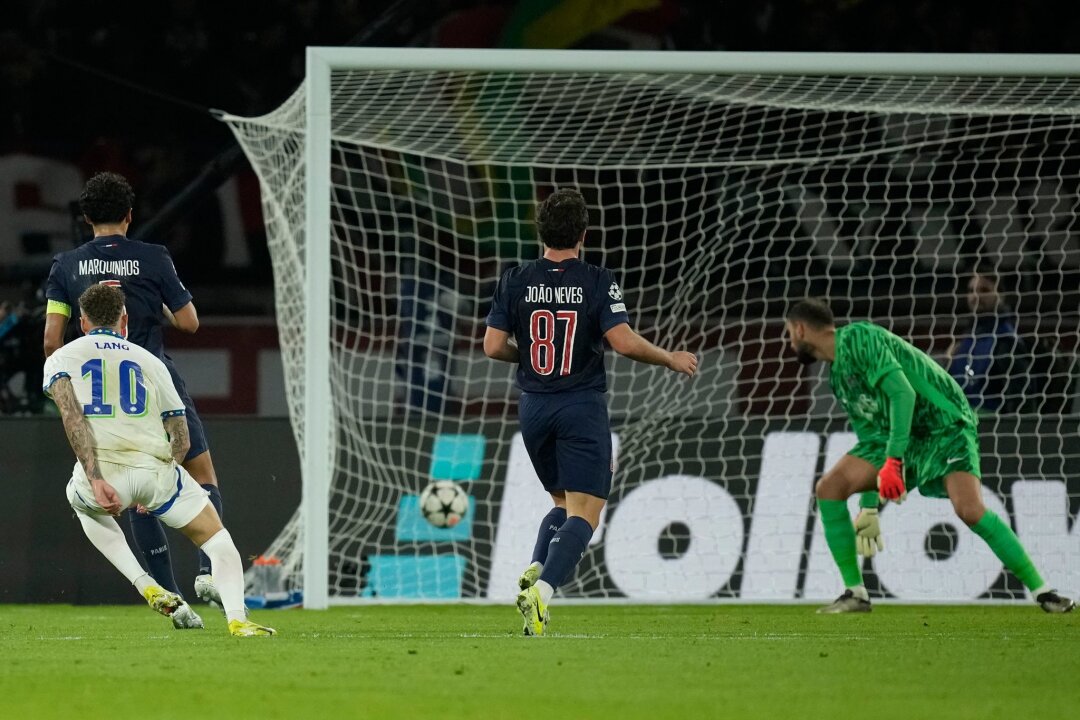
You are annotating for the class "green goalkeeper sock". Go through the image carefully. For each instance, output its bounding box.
[819,499,863,588]
[970,510,1045,591]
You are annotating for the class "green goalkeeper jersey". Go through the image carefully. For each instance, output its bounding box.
[830,322,977,443]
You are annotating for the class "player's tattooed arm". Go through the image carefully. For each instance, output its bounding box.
[52,377,105,483]
[163,416,191,465]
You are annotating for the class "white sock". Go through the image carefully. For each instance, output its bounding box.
[848,584,869,601]
[76,511,153,594]
[200,528,246,622]
[132,573,156,594]
[536,579,555,605]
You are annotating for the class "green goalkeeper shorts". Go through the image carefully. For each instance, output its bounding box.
[847,425,981,499]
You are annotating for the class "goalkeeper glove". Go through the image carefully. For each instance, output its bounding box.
[854,508,884,558]
[877,457,907,504]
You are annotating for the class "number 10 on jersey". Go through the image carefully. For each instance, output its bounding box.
[529,310,578,376]
[81,358,148,417]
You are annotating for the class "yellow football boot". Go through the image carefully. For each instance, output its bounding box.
[228,619,277,637]
[516,585,549,637]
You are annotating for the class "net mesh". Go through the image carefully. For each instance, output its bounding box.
[225,65,1080,603]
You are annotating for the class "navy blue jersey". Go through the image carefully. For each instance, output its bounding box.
[45,234,192,359]
[486,257,630,393]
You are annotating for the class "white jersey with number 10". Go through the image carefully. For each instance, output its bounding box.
[43,329,187,470]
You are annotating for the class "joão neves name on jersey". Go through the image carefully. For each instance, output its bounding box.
[78,259,140,276]
[525,285,583,304]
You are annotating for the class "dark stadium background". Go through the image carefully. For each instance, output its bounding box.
[2,0,1072,313]
[1,0,1072,327]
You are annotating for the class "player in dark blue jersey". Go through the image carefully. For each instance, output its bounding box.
[485,189,697,635]
[43,172,226,620]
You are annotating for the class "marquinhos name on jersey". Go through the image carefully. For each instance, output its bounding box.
[78,258,140,276]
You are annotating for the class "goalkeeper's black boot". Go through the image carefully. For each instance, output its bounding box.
[817,589,872,614]
[1036,590,1075,613]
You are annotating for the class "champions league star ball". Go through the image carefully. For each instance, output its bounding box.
[419,481,469,528]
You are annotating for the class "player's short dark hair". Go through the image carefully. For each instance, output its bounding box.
[786,298,835,328]
[536,189,588,250]
[79,284,125,328]
[79,172,135,224]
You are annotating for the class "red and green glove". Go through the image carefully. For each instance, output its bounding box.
[877,457,907,504]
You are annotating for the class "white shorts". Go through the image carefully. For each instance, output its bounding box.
[66,460,209,529]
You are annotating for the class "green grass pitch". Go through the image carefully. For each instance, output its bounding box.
[1,604,1076,719]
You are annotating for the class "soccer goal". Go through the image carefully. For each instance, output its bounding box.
[221,49,1080,609]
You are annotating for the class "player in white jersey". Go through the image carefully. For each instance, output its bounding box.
[43,284,275,637]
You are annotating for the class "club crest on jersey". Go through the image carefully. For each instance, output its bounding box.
[608,283,622,301]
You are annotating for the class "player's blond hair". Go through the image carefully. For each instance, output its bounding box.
[79,284,126,328]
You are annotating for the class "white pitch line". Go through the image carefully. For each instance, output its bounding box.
[36,636,85,641]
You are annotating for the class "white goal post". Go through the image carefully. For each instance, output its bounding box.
[224,49,1080,610]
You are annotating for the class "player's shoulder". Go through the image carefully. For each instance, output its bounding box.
[499,260,549,288]
[66,334,99,350]
[575,260,613,279]
[840,321,890,340]
[50,244,80,267]
[121,238,174,261]
[49,335,95,362]
[499,262,530,283]
[109,337,172,378]
[836,321,889,354]
[580,262,621,298]
[122,337,167,366]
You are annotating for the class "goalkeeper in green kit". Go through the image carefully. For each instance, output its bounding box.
[784,299,1074,614]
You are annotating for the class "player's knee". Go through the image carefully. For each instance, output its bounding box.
[815,475,844,500]
[951,498,985,527]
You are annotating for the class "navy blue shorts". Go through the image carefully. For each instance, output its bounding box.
[164,358,209,462]
[518,389,612,500]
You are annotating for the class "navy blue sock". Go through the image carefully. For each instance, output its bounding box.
[531,507,567,565]
[128,510,180,595]
[197,484,223,574]
[538,516,594,590]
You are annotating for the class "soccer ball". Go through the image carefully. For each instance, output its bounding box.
[419,481,469,528]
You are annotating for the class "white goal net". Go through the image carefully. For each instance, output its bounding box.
[223,50,1080,606]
